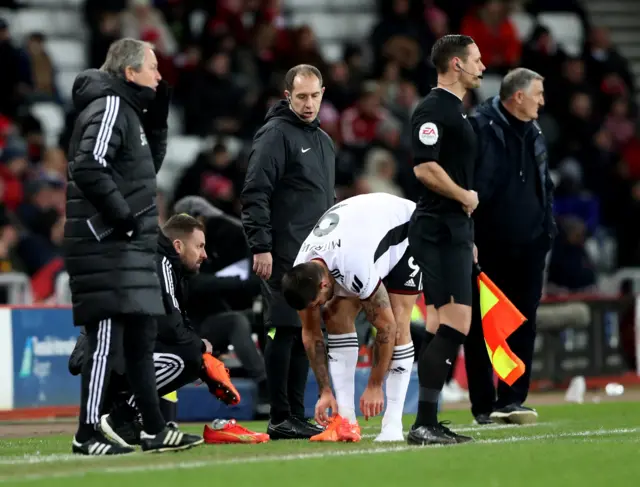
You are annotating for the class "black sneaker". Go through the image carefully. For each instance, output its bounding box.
[407,422,473,446]
[140,426,204,453]
[100,414,143,447]
[267,417,318,440]
[473,413,494,425]
[291,416,324,436]
[72,431,135,455]
[490,404,538,425]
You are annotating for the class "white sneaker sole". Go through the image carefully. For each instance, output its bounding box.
[99,415,133,448]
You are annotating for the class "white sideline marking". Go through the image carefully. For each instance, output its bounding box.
[1,427,638,483]
[360,421,552,438]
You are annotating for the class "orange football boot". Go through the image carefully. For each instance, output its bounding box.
[309,415,361,442]
[200,354,241,405]
[203,419,270,444]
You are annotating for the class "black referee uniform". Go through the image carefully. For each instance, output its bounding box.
[407,87,477,445]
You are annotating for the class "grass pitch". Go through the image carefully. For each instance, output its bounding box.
[0,399,639,486]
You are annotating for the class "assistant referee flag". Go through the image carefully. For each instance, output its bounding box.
[476,265,526,386]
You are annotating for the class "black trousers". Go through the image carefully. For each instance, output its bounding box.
[464,236,549,416]
[198,311,267,383]
[107,341,202,425]
[153,341,203,398]
[262,282,308,422]
[78,316,165,435]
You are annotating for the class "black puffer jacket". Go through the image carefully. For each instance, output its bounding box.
[63,69,166,326]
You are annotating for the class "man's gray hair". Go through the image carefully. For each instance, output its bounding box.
[499,68,544,101]
[100,38,154,78]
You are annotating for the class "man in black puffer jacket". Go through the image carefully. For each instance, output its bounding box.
[64,38,202,455]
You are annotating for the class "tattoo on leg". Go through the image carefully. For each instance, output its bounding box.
[362,285,393,369]
[372,324,390,367]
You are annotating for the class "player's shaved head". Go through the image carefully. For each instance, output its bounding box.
[282,262,324,310]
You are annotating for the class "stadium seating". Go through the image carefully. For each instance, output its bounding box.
[537,12,584,56]
[475,74,502,103]
[45,39,86,72]
[30,102,66,148]
[509,11,536,41]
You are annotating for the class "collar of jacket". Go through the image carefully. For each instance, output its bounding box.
[157,228,184,277]
[481,96,542,139]
[71,69,156,116]
[264,99,321,132]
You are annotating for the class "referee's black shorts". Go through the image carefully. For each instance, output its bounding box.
[408,212,474,309]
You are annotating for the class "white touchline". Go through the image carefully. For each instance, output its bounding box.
[359,421,551,436]
[1,427,638,483]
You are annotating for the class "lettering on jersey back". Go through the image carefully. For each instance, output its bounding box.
[301,240,341,253]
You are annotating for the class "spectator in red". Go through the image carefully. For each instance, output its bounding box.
[460,0,521,72]
[121,0,178,56]
[0,139,28,212]
[604,98,635,152]
[172,143,243,216]
[205,0,249,48]
[340,81,399,150]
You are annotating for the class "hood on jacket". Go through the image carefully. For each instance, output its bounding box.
[476,96,539,135]
[264,99,321,131]
[475,96,510,128]
[72,69,156,115]
[157,228,182,272]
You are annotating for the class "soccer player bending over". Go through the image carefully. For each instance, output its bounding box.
[282,193,422,442]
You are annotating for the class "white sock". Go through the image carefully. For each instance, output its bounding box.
[382,342,414,431]
[327,333,359,423]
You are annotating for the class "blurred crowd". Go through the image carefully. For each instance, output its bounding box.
[0,0,638,302]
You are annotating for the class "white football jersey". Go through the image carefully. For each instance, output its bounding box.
[293,193,416,299]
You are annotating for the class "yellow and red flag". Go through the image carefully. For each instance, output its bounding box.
[477,270,526,386]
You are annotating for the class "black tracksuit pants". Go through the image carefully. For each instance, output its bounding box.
[262,281,309,423]
[77,316,165,438]
[464,236,549,417]
[198,311,267,383]
[152,341,203,398]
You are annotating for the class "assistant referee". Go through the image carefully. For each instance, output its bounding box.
[406,35,486,446]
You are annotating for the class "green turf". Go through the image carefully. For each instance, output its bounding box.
[1,401,639,486]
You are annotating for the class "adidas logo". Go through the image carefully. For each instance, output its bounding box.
[404,278,416,287]
[163,429,184,446]
[88,442,112,455]
[327,354,337,362]
[389,366,407,374]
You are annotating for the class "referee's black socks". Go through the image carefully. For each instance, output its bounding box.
[415,325,466,427]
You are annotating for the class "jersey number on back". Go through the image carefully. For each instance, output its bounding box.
[408,257,420,278]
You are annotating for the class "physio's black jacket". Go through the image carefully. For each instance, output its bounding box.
[411,88,477,217]
[469,96,556,246]
[155,230,203,353]
[63,69,166,326]
[241,100,336,287]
